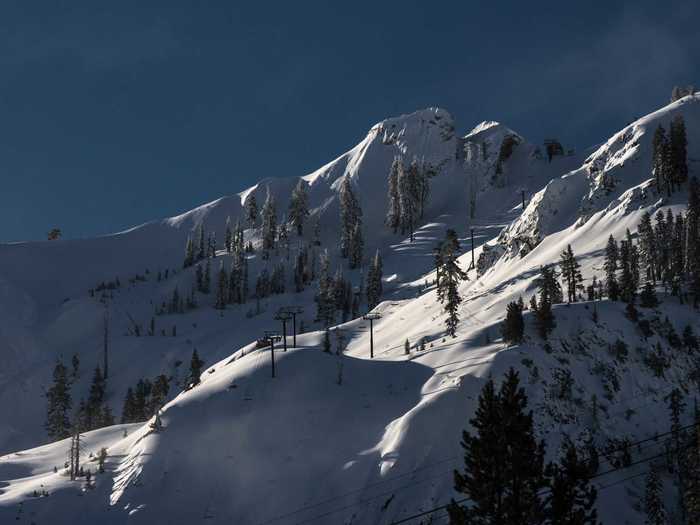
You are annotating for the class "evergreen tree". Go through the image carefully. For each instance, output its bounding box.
[545,441,598,525]
[501,301,525,345]
[619,234,637,303]
[435,229,468,337]
[245,193,258,228]
[215,260,229,309]
[149,374,170,416]
[288,180,309,236]
[45,359,72,440]
[203,259,211,294]
[652,125,669,194]
[534,265,560,339]
[686,177,700,306]
[604,235,620,300]
[183,235,195,268]
[224,216,233,253]
[684,410,700,525]
[187,349,204,389]
[398,159,420,241]
[339,178,362,259]
[448,369,547,524]
[640,281,659,308]
[261,187,278,257]
[197,223,206,261]
[670,115,688,187]
[366,250,383,310]
[316,250,334,326]
[644,468,667,525]
[348,223,364,269]
[386,156,402,233]
[85,366,106,430]
[121,387,136,424]
[638,212,658,283]
[559,244,583,303]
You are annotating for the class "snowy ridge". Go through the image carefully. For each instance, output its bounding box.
[1,96,700,523]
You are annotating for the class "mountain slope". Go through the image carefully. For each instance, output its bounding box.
[2,94,700,524]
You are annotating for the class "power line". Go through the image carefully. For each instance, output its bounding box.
[389,439,696,524]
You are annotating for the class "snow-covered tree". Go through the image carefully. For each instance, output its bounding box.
[339,178,362,259]
[215,260,228,310]
[604,235,620,300]
[45,359,72,440]
[288,180,310,236]
[348,223,364,269]
[245,193,258,228]
[261,187,277,258]
[435,229,468,337]
[316,250,334,326]
[224,216,233,253]
[366,250,383,310]
[643,468,667,525]
[386,157,402,233]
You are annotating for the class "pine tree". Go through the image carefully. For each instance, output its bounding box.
[261,187,277,258]
[289,180,309,236]
[640,281,659,308]
[149,374,170,416]
[245,193,258,228]
[85,366,106,431]
[644,468,667,525]
[619,234,637,304]
[435,229,468,337]
[604,235,620,300]
[339,178,362,259]
[316,250,334,326]
[670,115,688,187]
[534,265,560,339]
[224,216,233,253]
[197,223,206,261]
[638,212,658,283]
[686,177,700,306]
[398,159,420,241]
[448,369,547,524]
[501,301,525,345]
[652,125,669,194]
[121,387,136,424]
[545,441,598,525]
[203,259,211,294]
[386,156,402,233]
[322,328,331,353]
[684,409,700,524]
[348,223,364,269]
[183,235,195,268]
[559,244,583,303]
[187,349,204,389]
[215,260,228,310]
[366,250,383,310]
[45,359,72,440]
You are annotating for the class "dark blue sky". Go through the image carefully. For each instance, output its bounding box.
[2,1,699,241]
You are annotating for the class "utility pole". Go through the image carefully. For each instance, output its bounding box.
[362,312,382,358]
[264,331,279,378]
[280,306,304,347]
[274,310,292,352]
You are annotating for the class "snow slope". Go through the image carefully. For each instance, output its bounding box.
[2,94,700,524]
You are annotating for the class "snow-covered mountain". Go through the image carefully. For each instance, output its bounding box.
[1,94,699,524]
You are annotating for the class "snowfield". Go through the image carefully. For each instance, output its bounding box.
[1,95,700,523]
